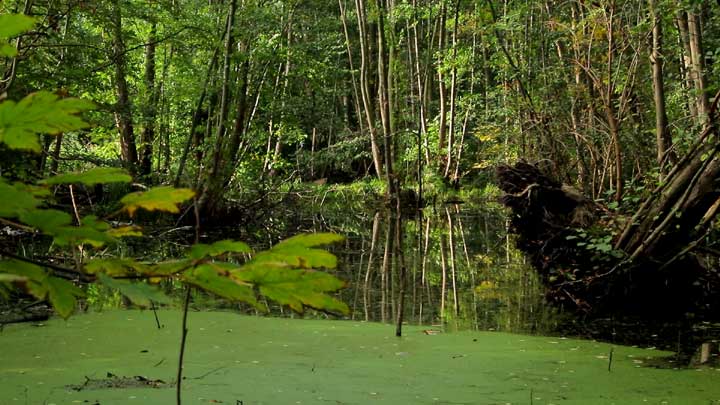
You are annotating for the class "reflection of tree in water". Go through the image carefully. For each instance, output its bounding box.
[337,203,556,334]
[110,199,556,335]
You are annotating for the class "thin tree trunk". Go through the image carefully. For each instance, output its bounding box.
[676,11,698,121]
[444,0,460,179]
[687,9,710,122]
[140,22,158,177]
[200,0,236,212]
[354,0,384,178]
[174,49,219,187]
[338,0,365,136]
[110,0,138,174]
[649,0,674,172]
[437,1,448,154]
[374,0,397,201]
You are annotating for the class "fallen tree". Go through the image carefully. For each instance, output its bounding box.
[496,93,720,320]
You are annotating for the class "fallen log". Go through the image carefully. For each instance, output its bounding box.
[497,91,720,319]
[496,160,720,319]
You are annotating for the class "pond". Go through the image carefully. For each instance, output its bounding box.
[3,191,720,403]
[105,192,556,336]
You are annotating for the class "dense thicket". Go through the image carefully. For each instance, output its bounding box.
[3,0,716,211]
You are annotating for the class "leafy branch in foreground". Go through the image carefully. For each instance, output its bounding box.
[0,14,348,320]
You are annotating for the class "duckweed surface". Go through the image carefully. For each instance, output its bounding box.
[1,310,718,404]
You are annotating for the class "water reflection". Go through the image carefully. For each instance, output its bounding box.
[329,204,557,334]
[116,199,558,335]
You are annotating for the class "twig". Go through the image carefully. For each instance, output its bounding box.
[151,300,163,329]
[176,286,191,405]
[176,198,201,405]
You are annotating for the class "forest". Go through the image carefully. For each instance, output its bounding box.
[1,0,720,403]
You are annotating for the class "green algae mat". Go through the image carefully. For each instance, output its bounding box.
[1,310,718,404]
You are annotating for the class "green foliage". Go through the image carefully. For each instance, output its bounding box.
[235,265,348,314]
[0,180,42,217]
[43,167,132,186]
[0,259,85,319]
[0,14,35,57]
[97,274,171,307]
[0,11,350,322]
[183,263,258,308]
[120,186,195,216]
[0,92,94,151]
[188,240,252,260]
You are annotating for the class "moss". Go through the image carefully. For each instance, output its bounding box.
[1,310,719,404]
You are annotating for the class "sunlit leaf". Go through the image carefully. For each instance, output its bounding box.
[188,239,251,260]
[233,264,348,314]
[0,43,17,57]
[85,258,150,276]
[106,225,143,238]
[252,247,337,269]
[0,14,35,39]
[0,14,35,58]
[273,233,344,249]
[46,276,84,319]
[183,262,258,307]
[97,273,171,307]
[43,167,131,186]
[251,233,343,269]
[0,92,94,152]
[121,186,195,216]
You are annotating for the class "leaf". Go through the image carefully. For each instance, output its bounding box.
[121,186,195,216]
[188,239,252,260]
[0,259,48,298]
[46,276,84,319]
[0,14,36,39]
[147,260,193,276]
[0,14,35,58]
[43,167,131,186]
[0,43,18,57]
[97,274,171,307]
[106,225,143,238]
[0,180,42,218]
[85,258,150,276]
[0,92,94,152]
[274,233,345,248]
[252,247,338,269]
[183,263,258,307]
[0,273,28,283]
[19,209,72,233]
[51,216,114,248]
[251,233,344,269]
[233,264,348,314]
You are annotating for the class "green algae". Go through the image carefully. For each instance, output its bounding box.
[1,310,718,404]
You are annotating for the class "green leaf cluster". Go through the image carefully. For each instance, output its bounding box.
[0,14,35,57]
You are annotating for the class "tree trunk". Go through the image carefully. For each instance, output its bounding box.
[649,0,674,172]
[686,9,710,122]
[139,22,158,177]
[354,0,384,179]
[174,49,219,187]
[374,0,397,201]
[110,0,138,174]
[200,0,236,213]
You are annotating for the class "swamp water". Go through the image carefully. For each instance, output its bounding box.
[2,195,719,403]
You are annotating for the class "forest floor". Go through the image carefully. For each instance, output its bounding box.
[1,310,718,404]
